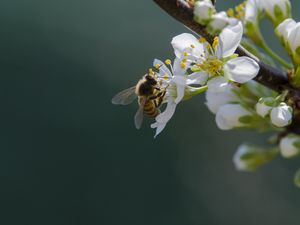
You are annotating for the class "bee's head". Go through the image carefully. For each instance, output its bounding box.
[145,74,157,85]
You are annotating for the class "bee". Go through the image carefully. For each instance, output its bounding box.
[112,73,167,129]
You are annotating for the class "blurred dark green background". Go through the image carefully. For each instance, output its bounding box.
[1,0,300,224]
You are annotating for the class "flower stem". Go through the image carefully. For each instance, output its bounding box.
[260,42,293,69]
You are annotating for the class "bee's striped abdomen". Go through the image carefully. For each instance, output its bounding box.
[144,100,159,118]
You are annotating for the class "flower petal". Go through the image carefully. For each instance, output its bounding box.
[153,59,172,78]
[155,98,177,123]
[219,21,243,58]
[171,33,204,58]
[187,71,208,85]
[224,57,259,83]
[207,76,230,93]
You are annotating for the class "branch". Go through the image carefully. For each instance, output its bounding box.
[153,0,300,134]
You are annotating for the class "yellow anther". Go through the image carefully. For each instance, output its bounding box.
[227,8,234,17]
[165,59,172,65]
[180,62,186,69]
[163,74,169,80]
[182,58,187,63]
[190,44,195,48]
[149,68,154,74]
[183,51,188,57]
[155,63,161,69]
[199,37,207,43]
[212,37,219,49]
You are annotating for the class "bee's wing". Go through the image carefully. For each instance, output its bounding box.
[134,97,146,130]
[111,86,137,105]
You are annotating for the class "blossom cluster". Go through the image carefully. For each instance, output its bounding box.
[113,0,300,187]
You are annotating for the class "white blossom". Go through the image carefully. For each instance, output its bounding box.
[171,21,259,89]
[270,102,293,127]
[276,18,300,64]
[205,77,239,114]
[244,0,261,25]
[193,0,215,24]
[207,11,229,35]
[255,97,275,117]
[233,144,276,171]
[215,104,252,130]
[279,134,300,158]
[151,58,206,137]
[260,0,291,26]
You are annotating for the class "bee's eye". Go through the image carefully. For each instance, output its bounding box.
[145,75,152,80]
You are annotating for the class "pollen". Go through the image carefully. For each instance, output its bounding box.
[212,37,219,49]
[197,57,223,75]
[227,8,234,17]
[149,68,154,74]
[165,59,172,65]
[199,37,207,43]
[227,1,246,20]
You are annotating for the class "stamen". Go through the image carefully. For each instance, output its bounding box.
[183,51,188,57]
[155,63,161,69]
[227,8,234,17]
[199,37,207,43]
[190,44,195,49]
[212,37,219,49]
[165,59,172,65]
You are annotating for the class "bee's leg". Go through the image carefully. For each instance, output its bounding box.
[156,90,166,108]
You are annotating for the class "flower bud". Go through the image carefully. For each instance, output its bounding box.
[215,104,252,130]
[194,0,215,25]
[270,102,293,127]
[233,144,278,172]
[287,23,300,65]
[279,134,300,158]
[275,19,296,49]
[207,12,229,35]
[261,0,291,26]
[255,97,275,117]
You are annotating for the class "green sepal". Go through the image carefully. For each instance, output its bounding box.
[291,66,300,87]
[294,169,300,188]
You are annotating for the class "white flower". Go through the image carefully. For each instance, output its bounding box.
[260,0,291,26]
[205,77,239,114]
[151,58,206,137]
[207,11,229,35]
[276,19,300,67]
[276,18,296,44]
[233,144,276,171]
[233,144,255,171]
[215,104,252,130]
[255,97,276,117]
[279,134,300,158]
[276,18,300,64]
[270,102,293,127]
[171,21,259,88]
[244,0,261,25]
[193,0,215,24]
